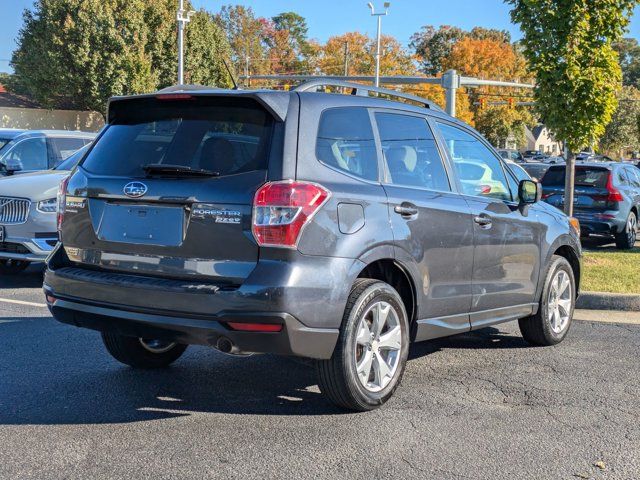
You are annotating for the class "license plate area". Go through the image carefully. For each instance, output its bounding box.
[97,204,185,247]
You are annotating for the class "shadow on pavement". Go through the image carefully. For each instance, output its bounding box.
[0,318,530,425]
[0,264,45,290]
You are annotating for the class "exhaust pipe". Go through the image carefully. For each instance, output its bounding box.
[215,336,253,356]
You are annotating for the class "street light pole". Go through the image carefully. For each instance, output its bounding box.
[367,2,390,88]
[177,0,195,85]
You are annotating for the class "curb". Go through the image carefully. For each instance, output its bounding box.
[576,292,640,311]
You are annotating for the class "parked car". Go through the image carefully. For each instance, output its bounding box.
[521,162,553,182]
[505,159,531,182]
[0,128,26,152]
[523,150,541,161]
[0,144,89,274]
[0,130,95,176]
[498,149,524,163]
[541,162,640,249]
[44,82,582,411]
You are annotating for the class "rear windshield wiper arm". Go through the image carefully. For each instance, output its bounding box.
[143,164,220,177]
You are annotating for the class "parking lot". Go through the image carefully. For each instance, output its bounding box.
[0,267,638,479]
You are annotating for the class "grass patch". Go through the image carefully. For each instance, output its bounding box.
[581,247,640,294]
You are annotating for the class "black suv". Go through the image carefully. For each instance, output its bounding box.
[44,82,582,411]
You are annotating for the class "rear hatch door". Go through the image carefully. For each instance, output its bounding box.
[62,95,278,284]
[541,165,613,212]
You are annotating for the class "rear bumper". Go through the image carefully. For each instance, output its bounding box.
[45,294,338,359]
[43,248,364,359]
[578,219,625,236]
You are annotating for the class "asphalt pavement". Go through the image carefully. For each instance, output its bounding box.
[0,266,639,480]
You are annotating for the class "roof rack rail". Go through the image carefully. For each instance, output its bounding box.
[294,79,444,112]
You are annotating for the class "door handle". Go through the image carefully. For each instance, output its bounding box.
[474,215,492,227]
[394,203,418,217]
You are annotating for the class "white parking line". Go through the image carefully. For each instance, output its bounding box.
[0,298,48,308]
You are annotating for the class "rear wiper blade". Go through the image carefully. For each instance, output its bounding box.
[143,164,220,177]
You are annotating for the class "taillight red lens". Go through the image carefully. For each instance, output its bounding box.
[56,176,70,233]
[606,173,624,202]
[252,181,330,248]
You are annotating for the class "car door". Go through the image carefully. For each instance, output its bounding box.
[373,111,474,340]
[434,121,542,328]
[1,136,48,173]
[623,166,640,212]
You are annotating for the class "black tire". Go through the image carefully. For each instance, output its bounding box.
[615,211,637,250]
[0,259,30,275]
[519,255,576,346]
[101,332,187,369]
[316,279,410,411]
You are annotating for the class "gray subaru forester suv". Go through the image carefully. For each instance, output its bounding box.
[44,81,582,411]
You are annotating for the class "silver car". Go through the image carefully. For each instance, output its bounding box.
[0,145,88,274]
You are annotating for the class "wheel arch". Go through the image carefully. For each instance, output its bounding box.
[356,258,417,326]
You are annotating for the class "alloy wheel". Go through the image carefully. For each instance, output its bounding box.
[547,270,573,334]
[627,213,637,246]
[354,301,403,392]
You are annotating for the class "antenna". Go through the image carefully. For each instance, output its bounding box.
[222,58,239,90]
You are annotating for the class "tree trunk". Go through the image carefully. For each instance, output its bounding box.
[563,145,575,216]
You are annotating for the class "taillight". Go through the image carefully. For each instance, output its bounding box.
[252,181,331,248]
[56,176,70,233]
[606,173,624,202]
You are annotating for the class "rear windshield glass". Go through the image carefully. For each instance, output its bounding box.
[81,97,274,177]
[541,166,609,188]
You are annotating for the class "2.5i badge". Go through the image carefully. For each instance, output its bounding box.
[191,204,242,224]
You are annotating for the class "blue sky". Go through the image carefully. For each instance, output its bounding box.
[1,0,639,73]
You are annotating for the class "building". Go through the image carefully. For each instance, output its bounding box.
[525,125,563,155]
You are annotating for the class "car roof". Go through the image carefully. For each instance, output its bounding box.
[11,130,97,140]
[0,128,26,139]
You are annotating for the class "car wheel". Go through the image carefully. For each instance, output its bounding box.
[519,255,575,346]
[615,211,637,250]
[101,332,187,368]
[315,278,409,411]
[0,259,30,275]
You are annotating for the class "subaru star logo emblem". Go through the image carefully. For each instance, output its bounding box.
[123,182,148,198]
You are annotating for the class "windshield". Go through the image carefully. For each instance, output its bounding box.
[542,166,609,188]
[81,97,274,177]
[54,144,89,170]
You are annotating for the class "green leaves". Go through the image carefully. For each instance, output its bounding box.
[506,0,638,152]
[10,0,233,112]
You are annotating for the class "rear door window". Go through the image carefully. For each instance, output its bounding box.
[48,137,88,167]
[375,112,450,191]
[81,97,274,177]
[316,107,378,181]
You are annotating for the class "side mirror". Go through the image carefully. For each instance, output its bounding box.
[519,179,541,204]
[3,159,23,176]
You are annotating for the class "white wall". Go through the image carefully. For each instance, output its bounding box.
[0,107,104,132]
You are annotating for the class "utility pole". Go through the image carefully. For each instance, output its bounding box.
[343,42,350,77]
[367,2,390,88]
[177,0,195,85]
[245,52,250,87]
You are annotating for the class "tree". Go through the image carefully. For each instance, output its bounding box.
[265,12,316,74]
[474,105,533,148]
[11,0,232,112]
[600,85,640,157]
[508,0,638,215]
[614,37,640,87]
[409,25,465,76]
[216,5,269,76]
[320,32,414,77]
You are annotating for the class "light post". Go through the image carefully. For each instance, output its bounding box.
[177,0,195,85]
[367,2,390,88]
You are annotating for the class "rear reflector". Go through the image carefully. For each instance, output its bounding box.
[45,294,56,304]
[227,322,283,333]
[252,181,331,248]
